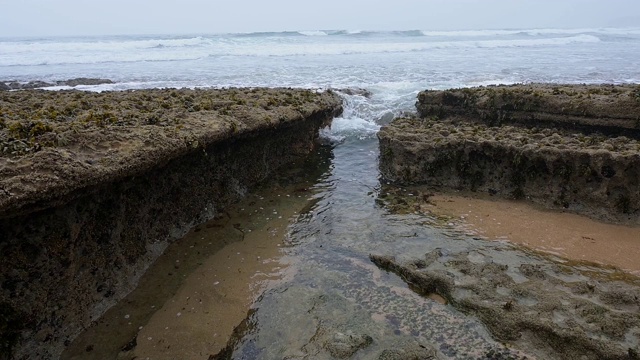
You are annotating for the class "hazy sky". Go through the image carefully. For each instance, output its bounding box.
[1,0,639,37]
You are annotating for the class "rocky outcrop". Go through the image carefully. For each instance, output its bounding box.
[379,84,640,223]
[0,78,113,90]
[416,84,640,138]
[371,250,640,360]
[58,78,113,87]
[0,88,342,359]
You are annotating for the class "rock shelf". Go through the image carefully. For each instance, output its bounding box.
[379,84,640,223]
[417,84,640,138]
[0,88,342,359]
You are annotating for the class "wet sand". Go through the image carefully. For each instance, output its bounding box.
[426,192,640,275]
[63,186,312,360]
[129,195,299,360]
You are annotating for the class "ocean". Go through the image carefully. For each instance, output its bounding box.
[4,27,640,359]
[2,27,639,140]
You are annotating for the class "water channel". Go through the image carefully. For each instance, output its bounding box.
[64,91,639,360]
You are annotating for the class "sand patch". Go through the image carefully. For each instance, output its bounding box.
[128,202,297,360]
[63,186,310,360]
[427,192,640,275]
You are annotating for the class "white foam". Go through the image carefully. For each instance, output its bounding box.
[0,36,209,53]
[466,79,519,87]
[421,29,523,37]
[0,31,609,67]
[219,34,601,57]
[421,27,640,37]
[298,30,329,36]
[0,36,214,66]
[476,34,601,48]
[321,117,381,141]
[526,27,640,36]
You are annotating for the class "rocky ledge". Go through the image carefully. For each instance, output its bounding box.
[417,84,640,138]
[379,84,640,223]
[0,78,114,91]
[0,88,342,359]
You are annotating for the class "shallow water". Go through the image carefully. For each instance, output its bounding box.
[425,192,640,276]
[211,139,535,359]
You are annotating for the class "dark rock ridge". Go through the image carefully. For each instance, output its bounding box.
[379,84,640,223]
[0,78,113,90]
[0,88,342,359]
[58,78,114,87]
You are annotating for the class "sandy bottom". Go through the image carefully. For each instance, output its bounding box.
[128,196,298,359]
[426,192,640,276]
[63,185,310,360]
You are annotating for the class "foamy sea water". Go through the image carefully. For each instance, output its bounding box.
[2,27,639,138]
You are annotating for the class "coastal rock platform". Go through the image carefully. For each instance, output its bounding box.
[416,84,640,138]
[0,88,342,359]
[379,84,640,224]
[376,83,640,359]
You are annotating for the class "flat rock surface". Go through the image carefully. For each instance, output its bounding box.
[417,84,640,138]
[0,88,342,218]
[380,116,640,155]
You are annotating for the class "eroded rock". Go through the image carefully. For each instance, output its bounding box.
[416,84,640,138]
[379,84,640,223]
[0,88,342,360]
[0,78,114,91]
[57,78,113,87]
[378,339,436,359]
[371,250,640,360]
[324,332,374,359]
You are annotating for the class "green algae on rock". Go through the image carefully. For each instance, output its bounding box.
[0,88,342,360]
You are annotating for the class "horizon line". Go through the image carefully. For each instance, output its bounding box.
[1,25,639,40]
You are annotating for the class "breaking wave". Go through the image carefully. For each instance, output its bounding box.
[0,32,604,67]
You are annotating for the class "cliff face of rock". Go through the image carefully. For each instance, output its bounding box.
[379,84,640,223]
[0,88,342,359]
